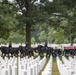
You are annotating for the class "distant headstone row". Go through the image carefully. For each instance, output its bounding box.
[57,56,76,75]
[42,56,52,75]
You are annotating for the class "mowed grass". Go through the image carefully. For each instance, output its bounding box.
[52,57,60,75]
[39,57,60,75]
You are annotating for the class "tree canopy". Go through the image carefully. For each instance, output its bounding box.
[0,0,76,46]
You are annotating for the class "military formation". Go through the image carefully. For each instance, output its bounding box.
[0,42,76,58]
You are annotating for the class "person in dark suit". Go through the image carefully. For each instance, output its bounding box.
[9,41,12,49]
[44,42,48,47]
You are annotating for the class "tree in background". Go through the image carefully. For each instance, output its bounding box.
[31,37,36,44]
[45,0,76,45]
[0,2,18,39]
[56,0,76,46]
[0,0,76,46]
[38,31,47,42]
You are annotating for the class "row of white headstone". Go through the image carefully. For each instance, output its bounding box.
[57,56,76,75]
[62,56,76,75]
[69,56,76,74]
[0,56,46,75]
[42,56,52,75]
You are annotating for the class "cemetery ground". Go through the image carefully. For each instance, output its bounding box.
[39,56,60,75]
[39,57,49,75]
[0,51,61,75]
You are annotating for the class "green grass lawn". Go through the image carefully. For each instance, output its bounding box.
[39,57,60,75]
[52,57,60,75]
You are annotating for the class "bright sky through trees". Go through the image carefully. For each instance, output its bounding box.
[49,0,53,2]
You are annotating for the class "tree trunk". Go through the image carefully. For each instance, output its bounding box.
[24,0,32,47]
[70,35,73,46]
[26,24,31,47]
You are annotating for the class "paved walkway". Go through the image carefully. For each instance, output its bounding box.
[52,58,60,75]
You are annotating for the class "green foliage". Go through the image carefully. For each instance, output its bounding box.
[31,37,36,43]
[74,38,76,43]
[47,27,55,43]
[7,32,26,43]
[64,39,69,43]
[0,0,76,45]
[38,31,47,42]
[0,38,6,44]
[48,29,65,44]
[0,2,18,39]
